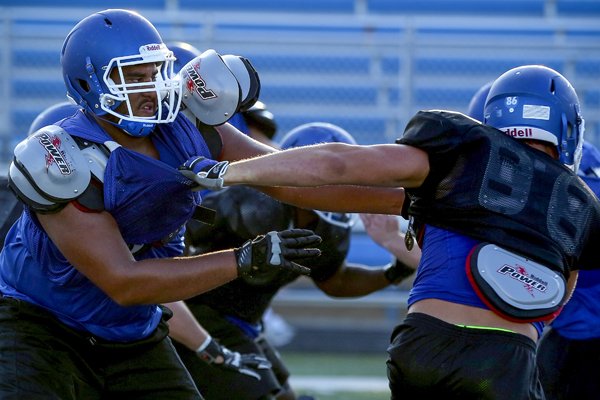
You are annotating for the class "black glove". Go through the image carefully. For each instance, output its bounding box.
[178,156,229,191]
[235,229,322,282]
[384,257,416,284]
[196,338,271,380]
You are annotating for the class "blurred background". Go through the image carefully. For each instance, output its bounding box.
[1,1,599,397]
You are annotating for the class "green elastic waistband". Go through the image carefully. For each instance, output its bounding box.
[455,324,516,334]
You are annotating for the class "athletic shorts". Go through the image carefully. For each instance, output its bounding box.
[0,295,201,399]
[537,326,600,400]
[174,303,289,400]
[387,312,545,400]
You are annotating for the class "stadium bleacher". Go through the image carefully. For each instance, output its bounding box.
[367,0,547,16]
[1,5,599,170]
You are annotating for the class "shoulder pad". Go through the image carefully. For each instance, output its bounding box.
[9,125,95,212]
[72,137,111,183]
[178,49,241,126]
[222,54,260,112]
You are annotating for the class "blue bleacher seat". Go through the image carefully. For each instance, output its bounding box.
[262,86,378,105]
[387,88,401,105]
[414,57,565,77]
[13,49,60,68]
[556,0,600,16]
[575,59,600,78]
[413,87,478,105]
[13,110,41,138]
[381,57,401,75]
[275,116,388,145]
[179,0,354,13]
[212,23,403,44]
[2,0,165,8]
[248,54,371,74]
[12,79,65,98]
[582,90,600,107]
[415,27,555,42]
[368,0,545,16]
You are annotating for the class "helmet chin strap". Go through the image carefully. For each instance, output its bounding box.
[116,118,156,137]
[99,116,157,137]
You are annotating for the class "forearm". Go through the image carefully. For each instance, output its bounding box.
[110,250,239,306]
[315,263,392,297]
[259,185,405,215]
[165,300,209,351]
[382,233,421,269]
[223,143,428,188]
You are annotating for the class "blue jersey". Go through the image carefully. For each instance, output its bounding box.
[408,225,545,337]
[550,143,600,340]
[0,111,211,342]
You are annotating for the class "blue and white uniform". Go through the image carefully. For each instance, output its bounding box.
[0,110,211,342]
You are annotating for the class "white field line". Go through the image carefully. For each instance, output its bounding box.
[289,375,390,393]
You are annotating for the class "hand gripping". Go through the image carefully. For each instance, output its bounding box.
[197,338,271,380]
[234,229,322,284]
[178,156,229,191]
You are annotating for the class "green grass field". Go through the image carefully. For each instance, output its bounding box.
[281,350,390,400]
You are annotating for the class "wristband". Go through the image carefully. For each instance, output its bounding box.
[384,258,415,284]
[194,335,213,354]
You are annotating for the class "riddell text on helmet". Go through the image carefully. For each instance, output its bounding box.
[504,127,533,138]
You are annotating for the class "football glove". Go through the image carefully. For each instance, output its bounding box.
[197,337,271,380]
[178,156,229,191]
[235,229,322,282]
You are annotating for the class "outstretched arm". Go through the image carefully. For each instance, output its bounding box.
[224,142,430,189]
[214,125,411,215]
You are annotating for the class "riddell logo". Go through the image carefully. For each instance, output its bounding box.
[503,127,533,138]
[145,44,161,51]
[185,64,217,100]
[38,133,71,175]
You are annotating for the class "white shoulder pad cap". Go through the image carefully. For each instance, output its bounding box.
[9,125,91,211]
[222,54,260,111]
[178,49,241,126]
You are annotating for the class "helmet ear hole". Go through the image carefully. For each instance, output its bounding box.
[77,79,90,93]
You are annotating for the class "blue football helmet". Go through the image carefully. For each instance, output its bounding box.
[466,81,493,122]
[484,65,584,171]
[280,122,357,228]
[61,9,182,137]
[167,41,202,74]
[279,121,357,149]
[579,141,600,178]
[28,102,80,136]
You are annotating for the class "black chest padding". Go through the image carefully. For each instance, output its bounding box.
[196,122,223,159]
[398,110,600,276]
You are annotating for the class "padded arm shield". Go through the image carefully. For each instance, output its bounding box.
[178,49,242,126]
[9,125,96,212]
[222,54,260,112]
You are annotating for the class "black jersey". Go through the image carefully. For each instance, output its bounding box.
[398,110,600,277]
[0,176,22,248]
[185,185,350,322]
